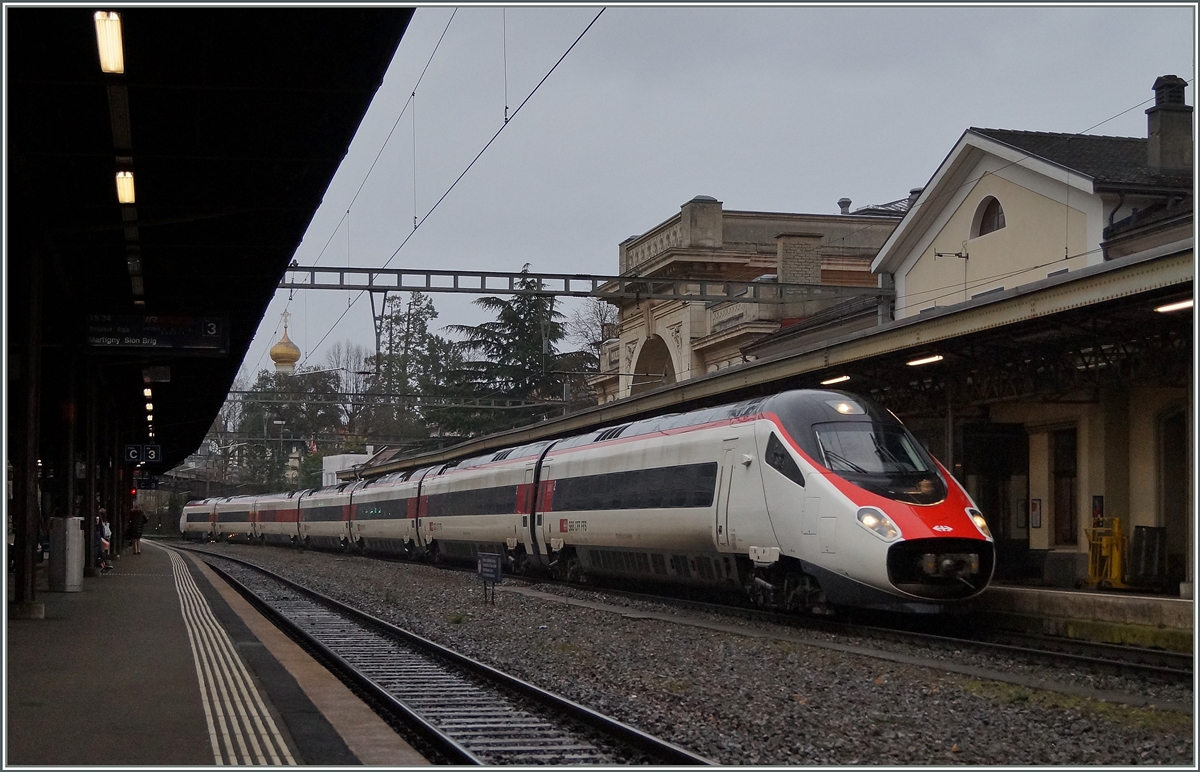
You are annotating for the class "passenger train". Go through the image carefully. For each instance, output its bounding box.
[182,390,995,613]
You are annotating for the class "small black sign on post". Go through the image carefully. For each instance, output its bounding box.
[477,552,502,605]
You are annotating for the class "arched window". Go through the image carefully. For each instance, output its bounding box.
[972,196,1006,237]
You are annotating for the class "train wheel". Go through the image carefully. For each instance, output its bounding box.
[565,555,587,584]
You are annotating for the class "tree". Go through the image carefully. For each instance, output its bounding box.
[235,366,343,491]
[323,340,373,445]
[441,264,571,436]
[365,291,462,450]
[564,297,619,366]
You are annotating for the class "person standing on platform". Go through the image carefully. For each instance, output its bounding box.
[98,509,113,571]
[130,506,148,554]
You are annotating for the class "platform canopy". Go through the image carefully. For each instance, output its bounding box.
[7,7,414,468]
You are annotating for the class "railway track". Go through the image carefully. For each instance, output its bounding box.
[548,580,1194,686]
[191,549,713,766]
[186,540,1192,691]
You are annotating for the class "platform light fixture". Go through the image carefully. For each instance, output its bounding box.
[145,402,153,411]
[116,170,136,204]
[143,388,152,398]
[1155,298,1193,313]
[94,11,125,74]
[146,414,153,422]
[820,375,850,386]
[906,354,944,367]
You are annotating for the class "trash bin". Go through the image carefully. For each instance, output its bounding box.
[49,516,84,592]
[1131,525,1168,583]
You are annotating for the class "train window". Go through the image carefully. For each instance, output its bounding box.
[812,421,947,504]
[813,422,932,475]
[765,433,805,487]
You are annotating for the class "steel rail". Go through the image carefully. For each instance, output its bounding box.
[525,578,1194,685]
[197,550,714,765]
[206,560,480,765]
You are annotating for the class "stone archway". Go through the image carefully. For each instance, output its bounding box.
[630,335,676,396]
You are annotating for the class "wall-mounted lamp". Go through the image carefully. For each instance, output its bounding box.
[116,170,135,203]
[906,354,944,367]
[94,11,124,74]
[820,375,850,386]
[1155,298,1192,313]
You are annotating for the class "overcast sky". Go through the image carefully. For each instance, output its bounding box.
[238,3,1196,382]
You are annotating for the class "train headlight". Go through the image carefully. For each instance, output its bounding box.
[857,507,901,542]
[967,508,993,540]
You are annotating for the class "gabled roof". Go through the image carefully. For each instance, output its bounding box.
[872,122,1194,275]
[970,128,1192,190]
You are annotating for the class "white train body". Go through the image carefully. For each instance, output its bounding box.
[253,491,304,545]
[213,495,256,543]
[181,390,995,613]
[180,498,218,540]
[350,470,425,556]
[298,483,358,550]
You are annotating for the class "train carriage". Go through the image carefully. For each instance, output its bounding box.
[253,490,305,546]
[417,446,548,568]
[298,482,360,550]
[535,402,768,588]
[350,470,426,557]
[180,498,218,541]
[213,495,257,543]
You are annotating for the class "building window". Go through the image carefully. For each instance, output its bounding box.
[972,196,1006,237]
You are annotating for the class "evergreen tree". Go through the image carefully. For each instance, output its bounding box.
[366,291,459,449]
[441,264,570,435]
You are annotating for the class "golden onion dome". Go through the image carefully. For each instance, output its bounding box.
[270,320,302,373]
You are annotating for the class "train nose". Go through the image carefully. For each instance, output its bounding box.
[887,537,995,599]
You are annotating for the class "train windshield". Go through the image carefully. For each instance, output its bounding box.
[812,421,947,505]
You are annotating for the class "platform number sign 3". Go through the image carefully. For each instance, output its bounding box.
[144,445,161,462]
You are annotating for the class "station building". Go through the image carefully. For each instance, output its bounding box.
[581,75,1193,595]
[749,75,1194,593]
[588,194,908,401]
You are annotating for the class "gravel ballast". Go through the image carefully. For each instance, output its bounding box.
[202,544,1194,766]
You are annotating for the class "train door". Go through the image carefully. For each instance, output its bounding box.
[755,422,811,562]
[715,450,734,546]
[720,429,772,552]
[521,462,540,566]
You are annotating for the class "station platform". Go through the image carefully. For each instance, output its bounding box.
[969,583,1194,652]
[5,540,427,767]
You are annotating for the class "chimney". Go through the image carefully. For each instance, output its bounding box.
[679,195,723,248]
[837,197,852,215]
[907,187,924,210]
[1146,74,1192,171]
[776,232,824,285]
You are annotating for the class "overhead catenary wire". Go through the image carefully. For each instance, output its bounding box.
[245,8,459,376]
[301,7,607,365]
